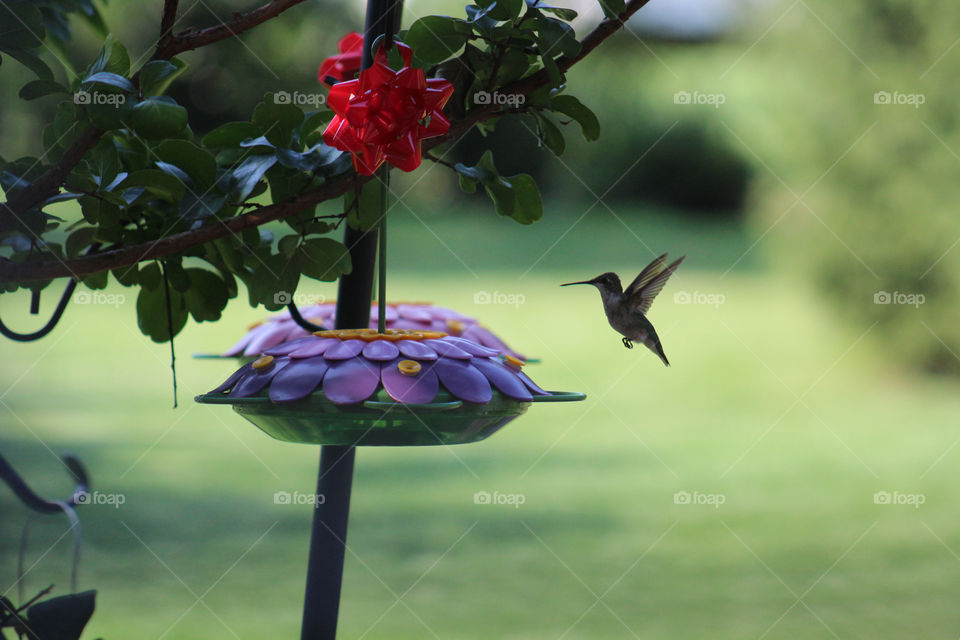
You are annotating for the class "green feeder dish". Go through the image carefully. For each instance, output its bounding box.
[195,329,583,446]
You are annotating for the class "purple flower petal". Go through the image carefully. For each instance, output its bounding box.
[323,339,365,360]
[396,304,432,322]
[517,370,550,395]
[244,323,291,356]
[289,337,339,358]
[209,363,253,394]
[223,334,254,357]
[281,323,313,342]
[381,358,439,404]
[264,336,317,356]
[322,357,381,404]
[392,319,428,331]
[423,339,472,359]
[230,357,291,397]
[470,358,533,401]
[428,307,461,320]
[362,340,400,361]
[441,336,501,357]
[434,358,492,404]
[268,358,330,403]
[370,306,399,322]
[397,340,438,361]
[463,326,525,360]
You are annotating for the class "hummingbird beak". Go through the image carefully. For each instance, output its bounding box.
[561,280,595,287]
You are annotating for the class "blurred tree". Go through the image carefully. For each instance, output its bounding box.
[737,0,960,373]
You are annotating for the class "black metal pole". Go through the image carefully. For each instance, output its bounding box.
[300,1,403,635]
[300,228,376,640]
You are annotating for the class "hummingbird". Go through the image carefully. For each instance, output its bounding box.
[562,254,685,366]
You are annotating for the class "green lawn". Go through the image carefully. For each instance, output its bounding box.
[2,208,959,639]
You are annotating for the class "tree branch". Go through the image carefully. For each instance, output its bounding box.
[159,0,180,51]
[153,0,309,59]
[0,0,310,235]
[0,0,651,283]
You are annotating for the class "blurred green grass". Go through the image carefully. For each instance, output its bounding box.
[2,208,960,639]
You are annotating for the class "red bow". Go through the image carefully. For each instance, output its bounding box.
[318,32,364,84]
[322,42,454,175]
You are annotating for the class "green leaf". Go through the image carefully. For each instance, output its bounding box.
[253,94,303,146]
[476,0,523,21]
[83,90,134,130]
[550,94,600,141]
[66,227,97,257]
[458,173,478,194]
[82,269,108,290]
[597,0,626,20]
[345,181,383,231]
[202,122,263,148]
[230,154,278,202]
[456,151,542,224]
[525,0,578,21]
[86,138,120,189]
[0,3,45,49]
[113,265,139,287]
[534,15,581,57]
[25,590,96,640]
[241,252,300,309]
[535,112,565,155]
[137,275,187,342]
[155,140,217,187]
[87,34,130,76]
[139,58,187,96]
[81,71,135,93]
[503,173,542,224]
[129,96,188,139]
[405,16,472,65]
[18,79,69,100]
[298,237,352,281]
[183,268,229,322]
[2,47,54,80]
[118,169,186,201]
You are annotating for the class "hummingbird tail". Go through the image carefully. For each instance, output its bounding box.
[643,333,671,366]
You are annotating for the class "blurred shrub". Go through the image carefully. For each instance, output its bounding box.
[449,41,752,217]
[734,0,960,373]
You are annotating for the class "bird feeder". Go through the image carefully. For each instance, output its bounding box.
[196,2,585,638]
[218,302,528,360]
[197,329,580,446]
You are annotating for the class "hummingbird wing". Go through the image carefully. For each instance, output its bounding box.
[630,255,685,315]
[624,254,668,298]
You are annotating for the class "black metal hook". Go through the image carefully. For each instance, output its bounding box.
[287,301,326,332]
[0,451,90,513]
[0,243,102,342]
[1,451,90,598]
